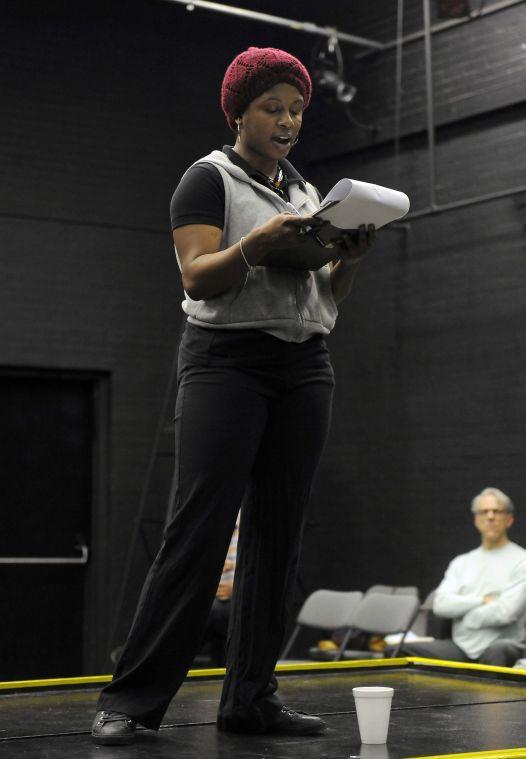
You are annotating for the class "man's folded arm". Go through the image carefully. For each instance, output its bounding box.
[463,565,526,629]
[432,559,483,618]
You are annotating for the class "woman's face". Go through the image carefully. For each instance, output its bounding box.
[237,82,304,165]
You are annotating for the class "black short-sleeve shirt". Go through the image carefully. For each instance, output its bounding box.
[170,146,318,231]
[170,163,226,230]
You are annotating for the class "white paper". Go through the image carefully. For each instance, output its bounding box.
[314,178,410,230]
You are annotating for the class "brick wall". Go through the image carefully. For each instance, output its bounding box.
[3,0,525,665]
[297,0,526,604]
[301,1,526,156]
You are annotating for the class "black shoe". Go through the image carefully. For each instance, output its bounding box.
[91,711,137,745]
[218,706,326,735]
[266,707,326,735]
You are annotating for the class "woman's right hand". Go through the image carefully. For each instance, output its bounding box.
[173,212,327,301]
[254,212,327,252]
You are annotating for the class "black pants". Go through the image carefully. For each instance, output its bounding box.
[203,598,231,667]
[97,323,334,730]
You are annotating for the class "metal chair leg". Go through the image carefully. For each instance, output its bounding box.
[281,625,300,660]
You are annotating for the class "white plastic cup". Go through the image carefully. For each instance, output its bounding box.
[352,686,394,744]
[360,742,390,759]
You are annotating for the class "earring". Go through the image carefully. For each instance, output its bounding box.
[236,120,241,136]
[291,135,299,146]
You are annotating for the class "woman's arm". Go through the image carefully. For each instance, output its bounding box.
[329,224,376,305]
[173,224,252,301]
[173,213,325,301]
[329,257,363,305]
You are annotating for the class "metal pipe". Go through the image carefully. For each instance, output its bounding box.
[405,183,526,219]
[164,0,384,50]
[394,0,405,189]
[107,328,182,654]
[0,542,89,566]
[423,0,437,209]
[356,0,526,58]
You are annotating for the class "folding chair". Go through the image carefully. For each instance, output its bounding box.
[409,588,434,637]
[421,590,436,609]
[418,588,453,640]
[281,589,363,660]
[365,584,419,597]
[335,591,421,659]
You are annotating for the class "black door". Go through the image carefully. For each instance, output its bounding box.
[0,370,102,680]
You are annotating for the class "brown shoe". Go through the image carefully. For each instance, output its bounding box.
[91,711,136,745]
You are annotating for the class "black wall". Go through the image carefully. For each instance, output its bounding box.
[2,0,525,670]
[298,0,526,600]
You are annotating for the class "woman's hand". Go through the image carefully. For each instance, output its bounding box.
[333,223,376,267]
[254,212,327,252]
[329,224,376,304]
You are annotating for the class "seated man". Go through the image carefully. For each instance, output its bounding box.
[402,487,526,667]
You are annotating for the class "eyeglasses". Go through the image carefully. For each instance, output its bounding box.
[474,508,510,517]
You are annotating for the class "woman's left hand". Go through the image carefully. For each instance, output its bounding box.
[334,224,376,266]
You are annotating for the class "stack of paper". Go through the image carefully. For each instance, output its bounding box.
[314,178,410,230]
[261,178,410,270]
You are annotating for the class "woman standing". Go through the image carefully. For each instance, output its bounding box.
[92,46,374,746]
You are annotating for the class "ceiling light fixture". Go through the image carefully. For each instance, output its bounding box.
[312,34,357,105]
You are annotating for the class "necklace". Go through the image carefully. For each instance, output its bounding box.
[258,165,288,200]
[270,165,284,188]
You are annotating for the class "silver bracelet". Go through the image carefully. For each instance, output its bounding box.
[239,236,252,270]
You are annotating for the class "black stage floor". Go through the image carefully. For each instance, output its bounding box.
[2,659,526,758]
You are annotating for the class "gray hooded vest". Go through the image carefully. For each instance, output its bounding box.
[174,150,338,343]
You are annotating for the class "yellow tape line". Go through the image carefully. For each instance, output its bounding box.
[4,656,525,692]
[0,674,112,690]
[275,657,409,673]
[407,657,526,678]
[405,748,526,759]
[0,657,410,691]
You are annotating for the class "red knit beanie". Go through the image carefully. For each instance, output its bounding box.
[221,47,312,130]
